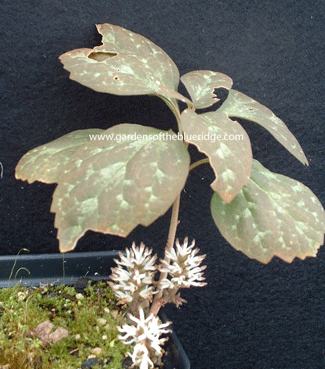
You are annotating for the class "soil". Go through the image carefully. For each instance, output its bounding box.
[0,278,133,368]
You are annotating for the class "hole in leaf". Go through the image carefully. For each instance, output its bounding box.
[88,52,118,61]
[196,88,230,113]
[214,87,230,105]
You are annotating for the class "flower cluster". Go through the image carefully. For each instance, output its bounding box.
[109,242,157,306]
[158,237,207,290]
[118,308,171,369]
[109,238,206,368]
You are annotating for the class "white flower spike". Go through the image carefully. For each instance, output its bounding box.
[159,238,207,289]
[118,308,171,369]
[111,238,207,367]
[109,242,157,304]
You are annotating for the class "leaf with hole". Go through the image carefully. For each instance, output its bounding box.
[181,70,233,109]
[211,159,325,263]
[59,23,186,103]
[219,89,308,165]
[50,124,190,252]
[181,109,252,202]
[15,129,104,184]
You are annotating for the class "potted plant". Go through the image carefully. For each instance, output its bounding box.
[11,23,325,368]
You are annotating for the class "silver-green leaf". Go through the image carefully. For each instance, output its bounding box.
[59,23,181,100]
[181,109,252,202]
[15,129,104,184]
[181,70,233,109]
[211,159,325,263]
[219,89,308,165]
[50,124,190,253]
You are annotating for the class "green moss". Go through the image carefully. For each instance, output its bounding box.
[0,281,129,368]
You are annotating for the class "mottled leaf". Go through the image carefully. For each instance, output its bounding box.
[59,23,182,100]
[211,159,325,263]
[15,129,103,184]
[181,109,252,202]
[50,124,190,252]
[181,70,233,109]
[219,89,308,165]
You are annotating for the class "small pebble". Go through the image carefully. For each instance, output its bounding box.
[111,310,119,319]
[17,292,27,301]
[91,347,102,355]
[81,358,99,369]
[49,327,69,343]
[74,277,90,293]
[122,357,134,368]
[97,318,107,326]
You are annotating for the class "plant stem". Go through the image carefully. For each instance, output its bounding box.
[149,194,180,317]
[149,96,183,316]
[189,158,210,171]
[166,194,180,258]
[160,96,183,135]
[8,248,29,286]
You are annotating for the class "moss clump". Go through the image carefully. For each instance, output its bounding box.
[0,280,129,368]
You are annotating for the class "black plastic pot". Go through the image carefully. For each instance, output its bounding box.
[0,250,190,369]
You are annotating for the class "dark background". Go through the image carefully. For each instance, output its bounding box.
[1,0,325,368]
